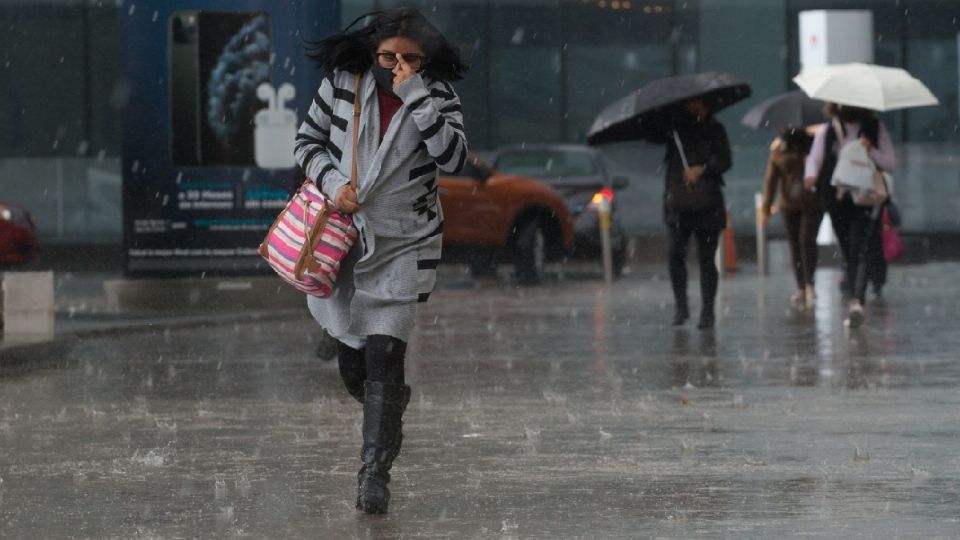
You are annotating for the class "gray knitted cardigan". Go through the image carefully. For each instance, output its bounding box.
[294,69,467,349]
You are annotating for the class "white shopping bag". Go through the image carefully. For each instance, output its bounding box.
[830,141,877,191]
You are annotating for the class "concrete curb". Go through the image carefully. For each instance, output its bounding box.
[0,308,310,371]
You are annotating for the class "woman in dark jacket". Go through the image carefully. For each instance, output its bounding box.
[761,128,821,306]
[298,8,467,514]
[664,98,731,329]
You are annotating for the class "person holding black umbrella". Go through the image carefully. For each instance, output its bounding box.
[663,98,732,329]
[585,72,749,328]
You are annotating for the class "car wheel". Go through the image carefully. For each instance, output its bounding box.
[514,219,545,285]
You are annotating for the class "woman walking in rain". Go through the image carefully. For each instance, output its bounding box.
[804,105,895,327]
[295,8,467,513]
[664,98,732,329]
[805,103,854,294]
[761,128,821,307]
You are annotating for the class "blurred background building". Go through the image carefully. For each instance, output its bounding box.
[1,0,957,251]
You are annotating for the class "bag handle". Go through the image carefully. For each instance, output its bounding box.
[671,129,690,170]
[293,73,361,279]
[350,71,362,193]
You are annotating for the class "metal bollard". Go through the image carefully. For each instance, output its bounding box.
[598,195,613,285]
[755,193,768,275]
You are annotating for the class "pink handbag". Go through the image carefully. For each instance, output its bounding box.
[258,73,361,297]
[258,180,357,297]
[881,206,903,262]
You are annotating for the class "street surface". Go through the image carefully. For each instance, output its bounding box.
[1,260,959,538]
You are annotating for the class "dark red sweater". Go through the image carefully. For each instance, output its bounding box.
[377,87,403,142]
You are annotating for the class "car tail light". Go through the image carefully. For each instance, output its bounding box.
[0,205,32,229]
[588,188,615,209]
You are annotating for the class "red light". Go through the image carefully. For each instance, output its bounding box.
[590,188,615,207]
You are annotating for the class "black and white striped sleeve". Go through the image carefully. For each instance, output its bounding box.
[395,76,468,174]
[295,73,350,199]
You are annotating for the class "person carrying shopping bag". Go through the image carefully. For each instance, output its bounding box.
[804,105,895,327]
[295,8,467,514]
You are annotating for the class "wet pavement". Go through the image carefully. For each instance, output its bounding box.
[2,258,959,538]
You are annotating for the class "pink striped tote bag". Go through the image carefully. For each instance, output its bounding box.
[258,72,362,297]
[258,180,357,297]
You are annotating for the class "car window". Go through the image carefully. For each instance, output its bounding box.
[495,150,597,177]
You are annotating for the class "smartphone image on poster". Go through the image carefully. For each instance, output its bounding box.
[169,11,272,166]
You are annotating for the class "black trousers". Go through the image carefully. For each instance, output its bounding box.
[782,208,824,289]
[847,205,885,304]
[337,335,407,397]
[668,225,720,309]
[825,196,854,286]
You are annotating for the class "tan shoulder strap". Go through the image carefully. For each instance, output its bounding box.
[350,71,362,192]
[831,118,845,147]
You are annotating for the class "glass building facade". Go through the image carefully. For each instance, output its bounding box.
[1,0,958,242]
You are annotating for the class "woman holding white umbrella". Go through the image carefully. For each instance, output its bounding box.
[803,104,895,326]
[796,63,938,327]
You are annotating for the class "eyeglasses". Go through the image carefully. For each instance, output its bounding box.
[374,52,426,70]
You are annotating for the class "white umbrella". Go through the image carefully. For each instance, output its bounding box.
[793,62,939,112]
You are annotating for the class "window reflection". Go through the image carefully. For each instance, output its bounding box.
[1,0,957,244]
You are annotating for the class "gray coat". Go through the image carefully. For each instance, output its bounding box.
[294,69,467,349]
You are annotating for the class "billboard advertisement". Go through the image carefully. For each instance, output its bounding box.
[121,1,338,274]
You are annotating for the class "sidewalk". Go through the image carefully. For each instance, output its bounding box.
[1,257,958,537]
[0,240,938,358]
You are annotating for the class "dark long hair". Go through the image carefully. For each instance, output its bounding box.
[305,8,467,82]
[837,105,880,146]
[779,127,813,154]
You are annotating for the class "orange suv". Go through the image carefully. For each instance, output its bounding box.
[440,147,627,283]
[439,154,573,283]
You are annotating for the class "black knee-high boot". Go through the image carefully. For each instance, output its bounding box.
[356,381,411,514]
[337,342,366,403]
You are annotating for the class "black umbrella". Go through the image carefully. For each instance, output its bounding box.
[741,90,825,131]
[586,72,751,145]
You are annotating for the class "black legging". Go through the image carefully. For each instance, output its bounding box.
[669,225,720,309]
[782,208,824,289]
[337,335,407,396]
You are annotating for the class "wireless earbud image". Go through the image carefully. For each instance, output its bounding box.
[277,83,295,107]
[257,83,278,112]
[254,82,297,169]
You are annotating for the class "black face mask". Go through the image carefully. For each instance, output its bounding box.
[372,64,398,97]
